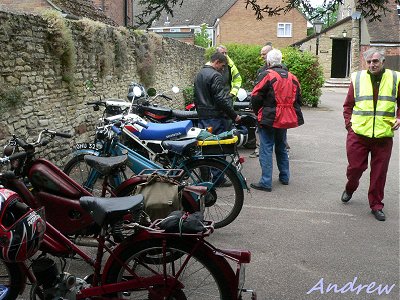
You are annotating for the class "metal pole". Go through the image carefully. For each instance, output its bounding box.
[316,36,319,55]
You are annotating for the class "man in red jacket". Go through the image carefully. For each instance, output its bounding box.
[250,49,304,192]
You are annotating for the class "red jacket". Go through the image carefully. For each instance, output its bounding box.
[251,66,304,129]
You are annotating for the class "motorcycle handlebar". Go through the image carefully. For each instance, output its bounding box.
[135,121,148,129]
[111,125,122,135]
[15,138,29,150]
[161,94,172,101]
[0,152,28,165]
[55,131,73,138]
[86,101,104,106]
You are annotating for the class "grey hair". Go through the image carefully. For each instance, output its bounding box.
[266,49,283,67]
[217,45,227,52]
[363,47,385,62]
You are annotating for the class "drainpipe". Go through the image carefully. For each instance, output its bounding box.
[124,0,128,26]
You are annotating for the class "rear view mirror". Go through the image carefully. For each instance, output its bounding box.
[147,88,156,97]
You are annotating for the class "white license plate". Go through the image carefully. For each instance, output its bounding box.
[75,143,101,150]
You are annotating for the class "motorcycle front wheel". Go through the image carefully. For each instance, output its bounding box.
[104,238,235,300]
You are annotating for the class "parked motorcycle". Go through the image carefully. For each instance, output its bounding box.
[0,149,257,299]
[127,82,257,149]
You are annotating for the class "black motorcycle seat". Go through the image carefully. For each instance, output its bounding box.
[162,138,198,155]
[145,105,172,114]
[171,109,198,119]
[84,154,128,176]
[233,101,251,110]
[80,194,144,226]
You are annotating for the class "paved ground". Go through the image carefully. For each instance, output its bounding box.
[14,88,399,299]
[210,87,399,299]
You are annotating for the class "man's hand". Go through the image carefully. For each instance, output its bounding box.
[392,118,400,130]
[235,115,241,123]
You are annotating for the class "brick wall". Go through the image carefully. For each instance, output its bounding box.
[0,10,205,167]
[92,0,134,27]
[217,0,307,47]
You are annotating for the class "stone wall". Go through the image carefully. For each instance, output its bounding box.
[0,10,205,167]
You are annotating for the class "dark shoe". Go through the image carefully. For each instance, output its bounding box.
[341,190,352,203]
[279,179,289,185]
[371,210,385,221]
[250,183,271,192]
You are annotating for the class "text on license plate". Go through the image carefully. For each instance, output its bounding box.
[75,143,100,150]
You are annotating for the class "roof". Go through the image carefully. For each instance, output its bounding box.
[291,16,352,46]
[366,0,399,43]
[133,0,237,28]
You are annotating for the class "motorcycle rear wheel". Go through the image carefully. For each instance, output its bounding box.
[104,238,235,300]
[63,154,133,197]
[181,158,244,229]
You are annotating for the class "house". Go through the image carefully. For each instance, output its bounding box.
[132,0,308,47]
[292,0,399,81]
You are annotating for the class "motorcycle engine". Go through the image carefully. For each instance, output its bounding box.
[46,273,90,300]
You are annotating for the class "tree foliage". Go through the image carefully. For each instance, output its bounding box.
[134,0,398,28]
[194,24,211,48]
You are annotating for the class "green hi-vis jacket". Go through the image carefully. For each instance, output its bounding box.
[351,69,400,138]
[226,55,242,97]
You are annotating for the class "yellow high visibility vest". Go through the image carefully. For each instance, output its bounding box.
[351,69,400,138]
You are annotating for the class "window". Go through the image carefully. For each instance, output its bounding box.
[277,23,292,37]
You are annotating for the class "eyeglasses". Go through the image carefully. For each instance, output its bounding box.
[366,59,380,64]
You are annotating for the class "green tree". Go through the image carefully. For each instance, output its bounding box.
[281,47,324,107]
[194,24,211,48]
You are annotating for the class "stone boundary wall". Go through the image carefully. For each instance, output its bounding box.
[0,10,205,167]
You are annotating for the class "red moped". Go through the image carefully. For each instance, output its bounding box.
[0,129,257,299]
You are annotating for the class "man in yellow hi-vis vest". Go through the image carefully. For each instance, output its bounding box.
[216,45,242,98]
[342,47,400,221]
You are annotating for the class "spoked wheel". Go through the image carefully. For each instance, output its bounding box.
[63,154,133,196]
[105,238,234,300]
[0,261,25,300]
[182,158,244,229]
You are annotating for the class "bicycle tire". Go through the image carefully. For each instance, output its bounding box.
[63,154,130,196]
[104,238,235,300]
[181,158,244,229]
[0,261,25,300]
